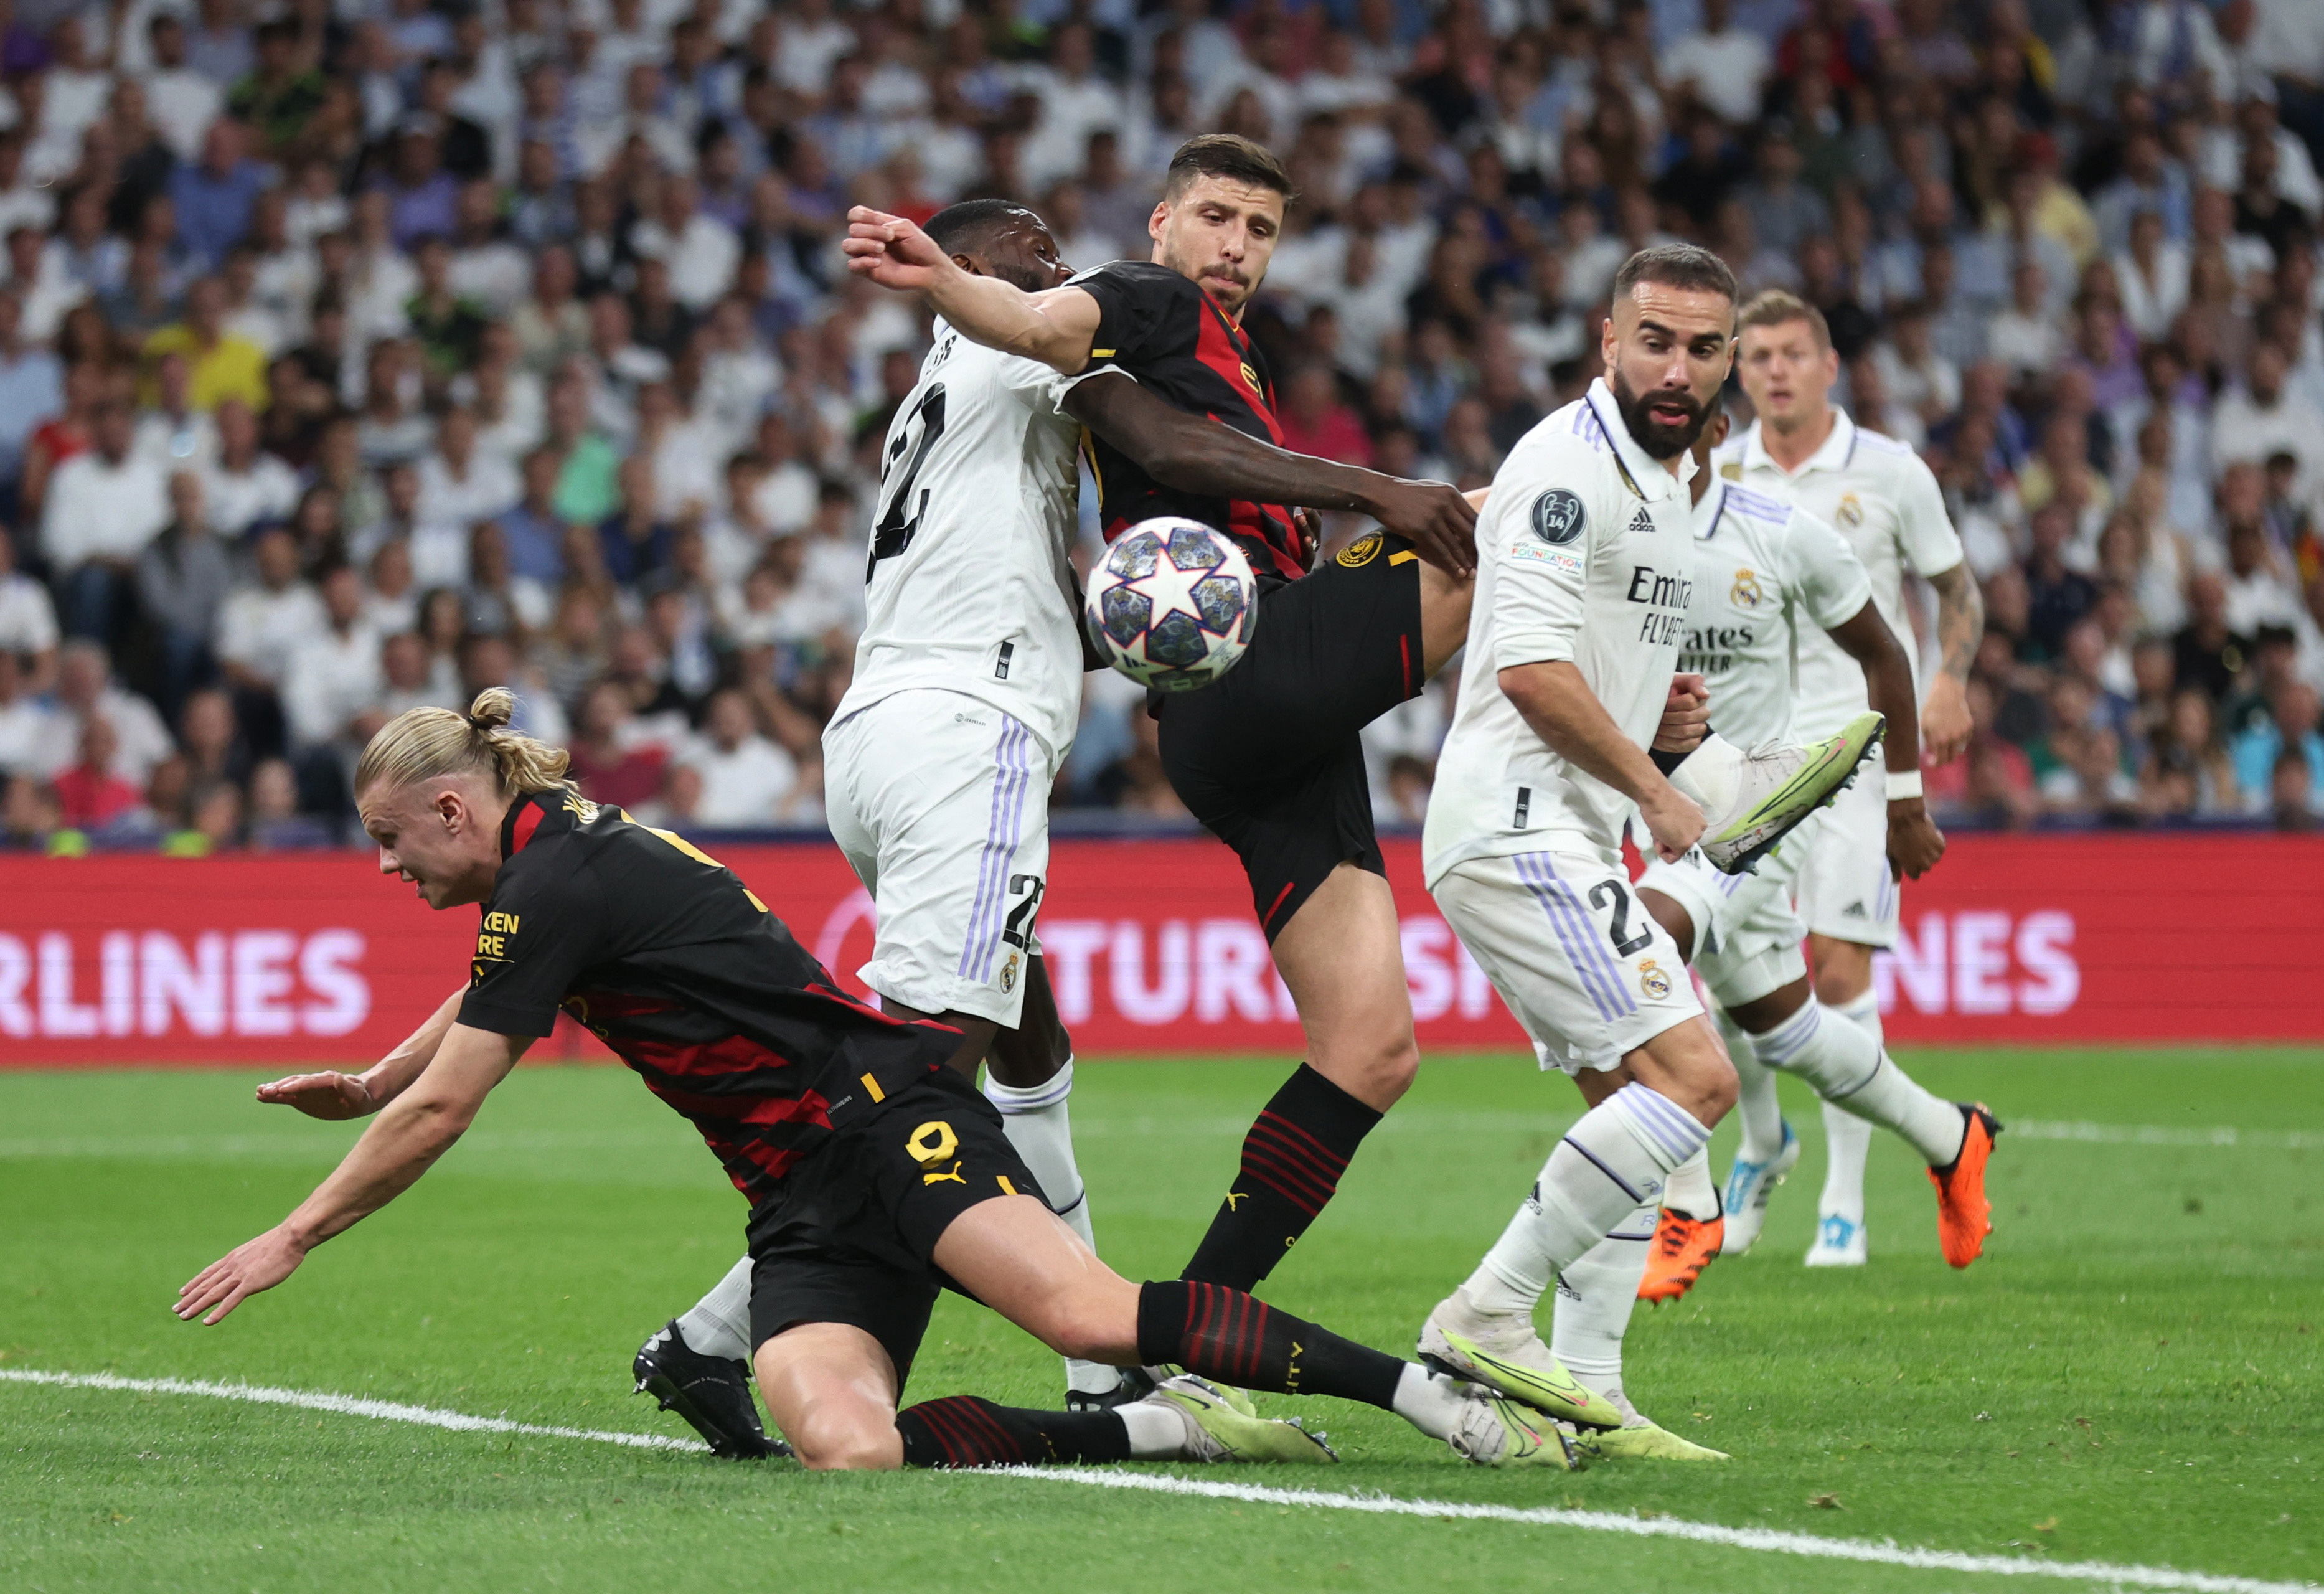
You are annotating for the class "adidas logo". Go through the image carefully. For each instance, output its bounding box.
[1842,901,1869,918]
[1629,507,1655,535]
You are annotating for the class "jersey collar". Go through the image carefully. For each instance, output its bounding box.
[1742,405,1858,479]
[1691,476,1730,538]
[500,791,549,860]
[1583,378,1695,502]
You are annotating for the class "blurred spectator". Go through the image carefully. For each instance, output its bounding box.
[52,717,143,831]
[42,398,169,643]
[677,686,807,828]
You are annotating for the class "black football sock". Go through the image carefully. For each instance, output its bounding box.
[1137,1280,1405,1411]
[1649,747,1691,775]
[895,1396,1131,1468]
[1180,1062,1383,1291]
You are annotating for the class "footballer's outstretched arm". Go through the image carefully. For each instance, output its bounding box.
[1500,661,1705,862]
[254,986,468,1120]
[176,1024,530,1324]
[844,206,1101,373]
[1825,601,1945,879]
[1923,561,1983,765]
[1063,372,1479,577]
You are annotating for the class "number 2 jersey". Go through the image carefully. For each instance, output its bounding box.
[458,790,958,1204]
[1065,260,1311,587]
[1423,379,1699,884]
[836,319,1086,757]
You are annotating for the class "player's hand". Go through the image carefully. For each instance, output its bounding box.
[842,206,950,291]
[1921,674,1973,765]
[176,1224,307,1326]
[1638,783,1706,864]
[1362,477,1476,580]
[1654,673,1710,755]
[256,1070,375,1120]
[1886,799,1945,880]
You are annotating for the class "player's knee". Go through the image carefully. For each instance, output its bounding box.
[791,1421,905,1472]
[1696,1051,1739,1123]
[1318,1030,1418,1111]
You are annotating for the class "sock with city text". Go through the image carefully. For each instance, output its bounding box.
[1136,1280,1405,1412]
[1180,1062,1383,1291]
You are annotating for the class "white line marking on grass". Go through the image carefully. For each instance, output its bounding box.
[6,1369,2315,1594]
[0,1368,700,1452]
[2010,1121,2324,1151]
[999,1468,2321,1594]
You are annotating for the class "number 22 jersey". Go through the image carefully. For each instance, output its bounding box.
[835,321,1086,757]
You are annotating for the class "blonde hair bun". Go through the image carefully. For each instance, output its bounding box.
[356,689,576,803]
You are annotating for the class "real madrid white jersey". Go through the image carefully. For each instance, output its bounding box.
[1424,379,1699,884]
[835,319,1086,756]
[1681,478,1873,747]
[1712,408,1962,740]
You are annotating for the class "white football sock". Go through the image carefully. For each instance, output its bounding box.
[985,1061,1116,1395]
[1548,1202,1657,1410]
[1391,1362,1474,1441]
[1662,1148,1719,1220]
[1667,732,1744,816]
[1466,1083,1713,1315]
[1756,994,1964,1174]
[675,1255,755,1364]
[1829,1055,1969,1167]
[1721,1007,1786,1162]
[1816,992,1882,1229]
[1120,1399,1190,1458]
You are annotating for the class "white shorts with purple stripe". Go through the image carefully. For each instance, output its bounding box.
[1433,847,1703,1077]
[824,689,1060,1027]
[1792,770,1901,950]
[1635,808,1818,1009]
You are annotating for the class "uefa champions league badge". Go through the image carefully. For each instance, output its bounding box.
[1531,489,1586,545]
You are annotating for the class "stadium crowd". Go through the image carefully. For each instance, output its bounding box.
[0,0,2320,851]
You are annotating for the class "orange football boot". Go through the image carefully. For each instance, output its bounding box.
[1637,1207,1724,1304]
[1927,1104,2002,1268]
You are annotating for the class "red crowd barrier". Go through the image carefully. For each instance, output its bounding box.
[0,832,2316,1067]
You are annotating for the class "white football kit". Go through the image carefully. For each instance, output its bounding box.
[824,321,1083,1024]
[1713,410,1964,948]
[1635,478,1873,1007]
[1423,380,1703,1073]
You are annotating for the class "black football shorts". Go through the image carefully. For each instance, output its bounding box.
[745,1068,1044,1383]
[1157,531,1427,940]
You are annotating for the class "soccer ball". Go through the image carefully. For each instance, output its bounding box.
[1083,518,1258,692]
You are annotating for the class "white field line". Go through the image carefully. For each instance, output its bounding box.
[4,1368,2313,1594]
[0,1367,697,1452]
[2009,1120,2324,1151]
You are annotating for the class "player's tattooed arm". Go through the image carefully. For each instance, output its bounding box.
[177,1024,532,1325]
[254,986,468,1120]
[1825,601,1945,879]
[843,207,1103,372]
[1063,373,1479,577]
[1922,561,1983,766]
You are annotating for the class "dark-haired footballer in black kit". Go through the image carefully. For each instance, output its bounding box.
[1068,258,1437,937]
[181,762,1560,1470]
[844,136,1489,1298]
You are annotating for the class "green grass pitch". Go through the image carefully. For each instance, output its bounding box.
[2,1049,2318,1592]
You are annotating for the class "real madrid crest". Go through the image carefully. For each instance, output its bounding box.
[1337,531,1384,567]
[1837,493,1864,528]
[1730,568,1763,609]
[1001,951,1020,993]
[1638,959,1672,999]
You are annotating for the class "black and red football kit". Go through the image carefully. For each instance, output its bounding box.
[1070,260,1427,941]
[458,790,1042,1377]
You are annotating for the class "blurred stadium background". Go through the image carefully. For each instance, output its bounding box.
[0,0,2320,1059]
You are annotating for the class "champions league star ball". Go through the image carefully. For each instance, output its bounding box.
[1083,518,1259,692]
